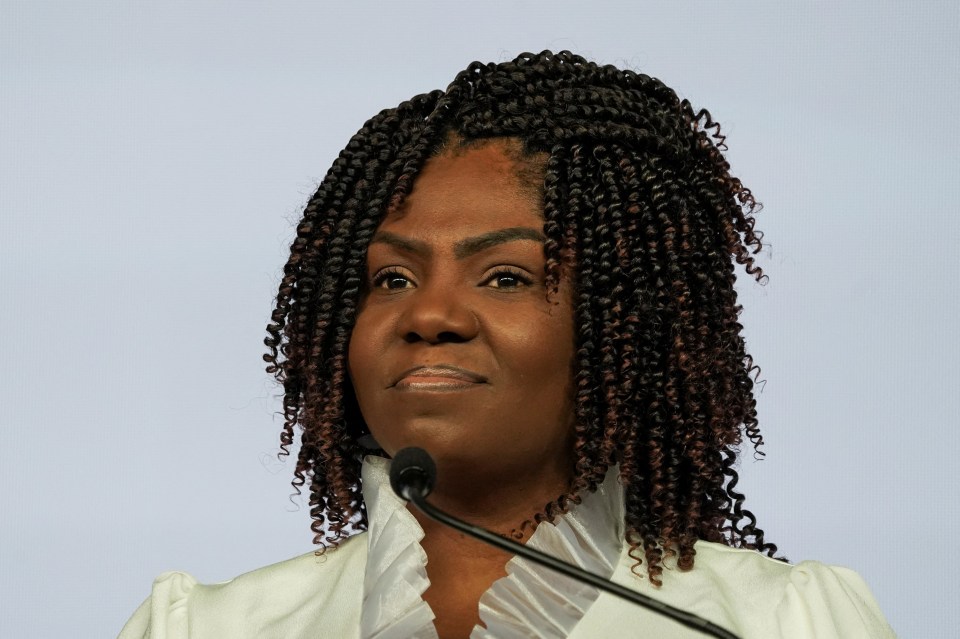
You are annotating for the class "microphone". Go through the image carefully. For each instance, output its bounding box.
[389,446,437,501]
[389,446,740,639]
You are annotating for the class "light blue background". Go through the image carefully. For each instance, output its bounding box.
[1,2,957,637]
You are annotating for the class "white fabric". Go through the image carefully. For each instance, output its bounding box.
[474,460,624,638]
[360,457,437,639]
[119,456,897,638]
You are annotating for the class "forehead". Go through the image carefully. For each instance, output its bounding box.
[379,140,545,237]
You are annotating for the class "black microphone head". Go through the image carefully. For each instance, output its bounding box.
[389,447,437,501]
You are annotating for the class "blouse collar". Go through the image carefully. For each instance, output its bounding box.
[360,455,624,639]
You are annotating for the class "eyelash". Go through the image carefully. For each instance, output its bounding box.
[370,266,533,290]
[371,267,412,290]
[482,267,533,288]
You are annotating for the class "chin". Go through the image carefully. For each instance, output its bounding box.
[382,436,491,476]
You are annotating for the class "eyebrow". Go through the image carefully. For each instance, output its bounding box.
[369,227,546,260]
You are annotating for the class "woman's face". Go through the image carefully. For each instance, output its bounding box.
[347,140,576,495]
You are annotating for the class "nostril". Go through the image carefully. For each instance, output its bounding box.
[403,330,469,344]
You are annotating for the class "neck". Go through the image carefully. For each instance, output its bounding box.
[420,437,574,528]
[412,494,529,639]
[421,462,571,538]
[410,466,571,639]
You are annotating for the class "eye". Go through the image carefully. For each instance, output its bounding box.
[372,267,415,290]
[483,267,533,289]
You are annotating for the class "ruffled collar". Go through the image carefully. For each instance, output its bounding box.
[360,456,624,639]
[360,456,437,639]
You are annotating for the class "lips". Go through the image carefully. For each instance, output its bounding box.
[391,364,488,390]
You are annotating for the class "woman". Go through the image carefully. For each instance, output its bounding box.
[121,51,894,638]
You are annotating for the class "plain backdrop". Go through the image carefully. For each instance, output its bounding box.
[1,1,957,637]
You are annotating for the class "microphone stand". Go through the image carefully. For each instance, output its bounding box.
[405,489,741,639]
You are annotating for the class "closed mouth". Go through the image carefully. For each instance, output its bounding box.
[390,364,488,389]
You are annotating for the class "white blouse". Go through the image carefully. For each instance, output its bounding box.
[120,456,896,638]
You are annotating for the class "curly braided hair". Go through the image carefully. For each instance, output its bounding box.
[264,50,780,586]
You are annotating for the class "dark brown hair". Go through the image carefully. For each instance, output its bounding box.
[264,50,780,585]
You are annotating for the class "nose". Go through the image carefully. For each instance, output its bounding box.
[397,282,479,344]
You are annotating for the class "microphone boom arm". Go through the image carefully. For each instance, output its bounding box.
[406,490,741,639]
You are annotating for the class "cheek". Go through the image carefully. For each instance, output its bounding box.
[347,311,382,395]
[502,305,576,393]
[544,307,577,401]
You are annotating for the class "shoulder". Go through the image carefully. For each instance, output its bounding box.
[571,540,896,638]
[119,533,368,639]
[680,541,895,638]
